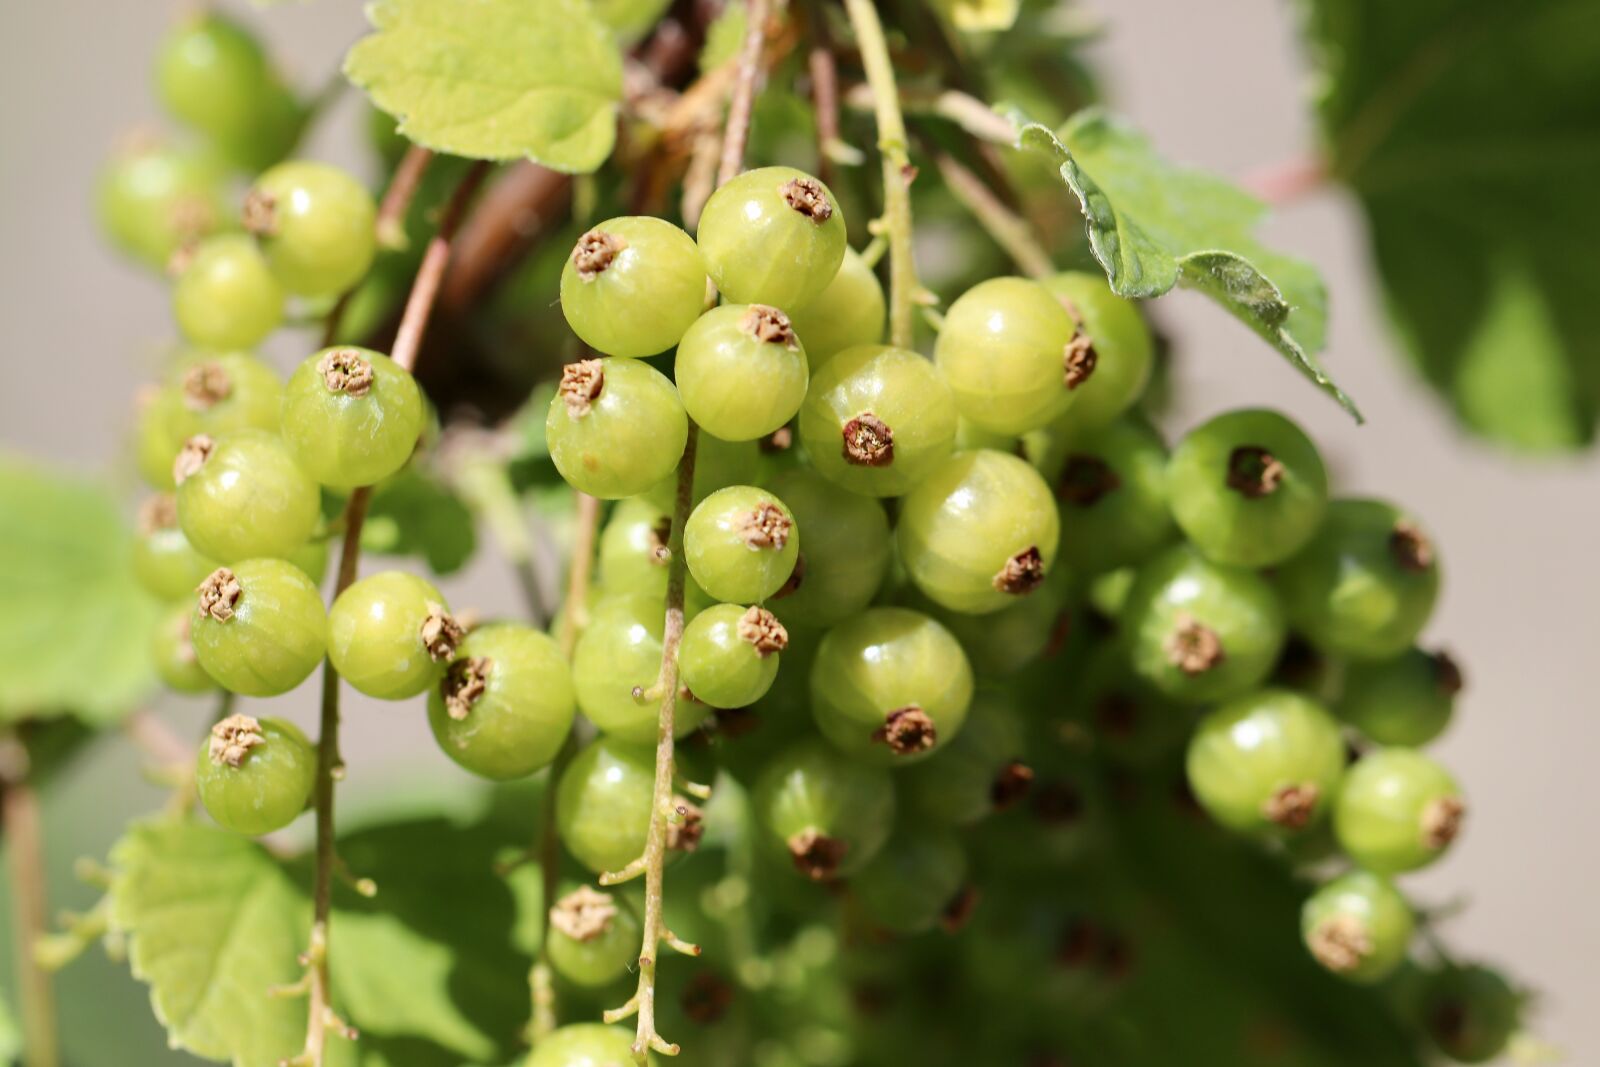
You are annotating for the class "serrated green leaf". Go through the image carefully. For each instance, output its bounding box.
[0,459,159,725]
[344,0,623,173]
[109,823,309,1067]
[1305,0,1600,449]
[362,469,477,575]
[1014,110,1359,420]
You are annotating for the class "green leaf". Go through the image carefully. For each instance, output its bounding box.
[362,469,477,575]
[932,0,1022,34]
[1013,109,1360,420]
[344,0,624,173]
[109,822,310,1067]
[0,987,19,1066]
[0,459,159,725]
[1305,0,1600,449]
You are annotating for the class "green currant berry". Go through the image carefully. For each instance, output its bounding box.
[1167,408,1329,567]
[679,604,787,709]
[546,358,688,499]
[798,344,958,497]
[1301,871,1415,983]
[1339,647,1460,747]
[133,493,220,600]
[527,1023,654,1067]
[152,600,219,694]
[752,739,895,880]
[190,561,327,696]
[1417,964,1521,1064]
[1048,416,1176,575]
[856,825,970,935]
[135,384,187,491]
[546,885,643,989]
[696,166,846,309]
[1041,271,1153,431]
[172,234,285,350]
[570,592,714,742]
[1185,689,1346,836]
[556,737,657,875]
[155,12,272,144]
[1120,544,1287,704]
[560,216,708,357]
[96,139,229,270]
[897,449,1061,615]
[936,277,1089,435]
[675,304,809,442]
[174,429,321,562]
[216,76,305,174]
[1334,748,1466,874]
[281,347,424,489]
[428,623,577,780]
[166,352,285,443]
[902,691,1032,826]
[597,496,675,598]
[1059,638,1191,769]
[683,485,799,603]
[195,713,315,835]
[785,247,885,368]
[244,161,378,299]
[327,571,458,699]
[927,580,1066,676]
[763,468,891,629]
[1278,499,1442,660]
[810,607,973,765]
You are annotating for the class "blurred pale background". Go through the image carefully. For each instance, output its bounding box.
[1,0,1596,1063]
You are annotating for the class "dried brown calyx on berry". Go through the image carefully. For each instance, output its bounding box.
[1422,795,1466,849]
[842,413,894,467]
[1056,455,1121,507]
[787,827,848,881]
[560,359,605,417]
[647,516,672,564]
[1389,520,1435,573]
[1307,913,1372,974]
[549,886,616,942]
[241,187,278,235]
[181,361,232,411]
[680,971,735,1025]
[736,502,792,549]
[318,348,375,396]
[1432,650,1464,696]
[668,795,705,852]
[939,885,981,933]
[990,760,1035,811]
[1164,613,1225,675]
[572,228,626,280]
[1262,782,1320,830]
[172,434,215,485]
[781,176,833,222]
[760,426,793,453]
[742,304,798,347]
[208,713,265,767]
[736,606,788,655]
[196,567,242,622]
[138,493,179,535]
[441,656,493,720]
[993,546,1046,595]
[1227,446,1285,498]
[1063,329,1097,389]
[419,603,465,662]
[872,705,937,755]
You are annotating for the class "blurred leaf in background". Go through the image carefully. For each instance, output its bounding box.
[1305,0,1600,450]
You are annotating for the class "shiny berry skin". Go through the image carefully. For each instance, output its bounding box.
[172,234,285,351]
[1047,416,1176,575]
[1339,647,1460,747]
[1301,871,1415,983]
[151,601,218,694]
[428,623,577,780]
[696,166,847,309]
[245,161,378,299]
[752,739,896,880]
[798,344,958,497]
[1041,271,1153,431]
[165,352,285,443]
[1277,498,1441,660]
[559,216,708,357]
[596,496,675,599]
[96,140,228,270]
[897,449,1061,615]
[546,358,688,499]
[281,347,424,489]
[1167,408,1329,567]
[674,304,809,442]
[1416,964,1521,1064]
[556,737,657,874]
[526,1023,654,1067]
[785,246,885,367]
[155,12,272,144]
[174,429,321,562]
[936,277,1087,435]
[1185,689,1346,836]
[855,826,969,935]
[133,493,220,600]
[571,593,711,742]
[902,691,1031,826]
[763,468,891,629]
[1120,544,1287,704]
[190,560,328,696]
[195,714,315,836]
[683,485,799,604]
[1334,748,1466,874]
[678,603,786,709]
[545,886,642,989]
[328,571,458,699]
[809,607,973,765]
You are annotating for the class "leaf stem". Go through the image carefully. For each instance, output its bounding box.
[804,2,843,185]
[0,733,59,1067]
[717,0,772,187]
[843,0,919,348]
[376,146,436,250]
[933,151,1053,279]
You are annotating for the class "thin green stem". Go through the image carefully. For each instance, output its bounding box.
[0,733,59,1067]
[933,151,1053,279]
[843,0,919,348]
